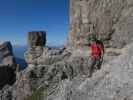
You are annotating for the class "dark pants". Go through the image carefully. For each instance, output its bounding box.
[89,57,103,77]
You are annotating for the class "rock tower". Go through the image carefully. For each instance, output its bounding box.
[25,31,46,66]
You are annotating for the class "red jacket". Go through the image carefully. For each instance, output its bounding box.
[91,41,103,58]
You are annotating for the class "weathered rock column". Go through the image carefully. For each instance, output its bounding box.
[25,31,46,66]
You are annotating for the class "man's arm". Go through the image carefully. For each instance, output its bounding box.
[99,44,104,58]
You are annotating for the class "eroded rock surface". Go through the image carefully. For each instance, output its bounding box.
[47,43,133,100]
[0,85,12,100]
[0,41,16,67]
[68,0,133,48]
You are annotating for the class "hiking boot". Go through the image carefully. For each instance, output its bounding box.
[87,73,92,78]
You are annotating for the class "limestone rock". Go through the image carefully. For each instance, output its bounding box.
[68,0,133,48]
[0,41,16,67]
[0,85,12,100]
[11,68,34,100]
[25,46,43,65]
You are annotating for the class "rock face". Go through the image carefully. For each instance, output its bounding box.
[12,70,32,100]
[68,0,133,48]
[0,41,16,67]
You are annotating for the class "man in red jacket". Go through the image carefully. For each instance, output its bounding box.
[88,37,104,77]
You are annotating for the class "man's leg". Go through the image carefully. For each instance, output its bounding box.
[95,57,103,70]
[88,57,96,77]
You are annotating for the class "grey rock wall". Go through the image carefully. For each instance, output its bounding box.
[68,0,133,48]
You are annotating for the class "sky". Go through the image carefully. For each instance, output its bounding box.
[0,0,69,46]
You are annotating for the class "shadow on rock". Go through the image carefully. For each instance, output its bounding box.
[0,66,16,89]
